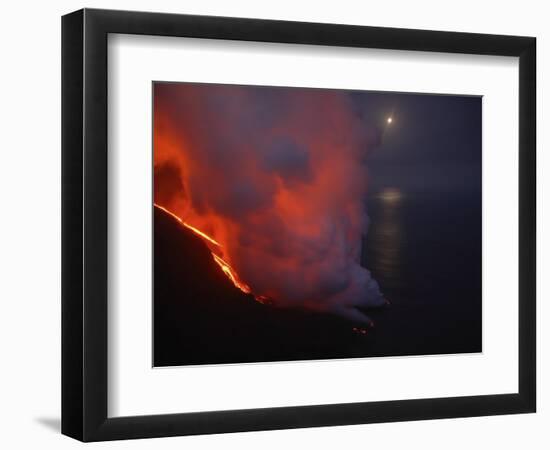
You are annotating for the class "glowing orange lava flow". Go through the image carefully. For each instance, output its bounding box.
[154,204,221,246]
[154,203,258,299]
[212,254,252,294]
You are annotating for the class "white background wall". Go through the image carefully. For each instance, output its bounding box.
[0,1,546,448]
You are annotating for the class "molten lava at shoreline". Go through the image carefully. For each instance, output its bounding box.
[154,203,264,301]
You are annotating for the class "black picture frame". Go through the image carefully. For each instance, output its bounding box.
[62,8,536,442]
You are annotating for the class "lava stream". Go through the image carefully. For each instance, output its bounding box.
[154,203,261,300]
[155,204,221,246]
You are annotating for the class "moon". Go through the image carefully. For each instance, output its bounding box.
[387,116,393,124]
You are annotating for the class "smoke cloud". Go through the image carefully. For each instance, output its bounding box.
[154,83,386,323]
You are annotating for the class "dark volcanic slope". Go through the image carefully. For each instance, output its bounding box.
[153,206,362,366]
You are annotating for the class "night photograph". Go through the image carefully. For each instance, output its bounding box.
[152,82,482,366]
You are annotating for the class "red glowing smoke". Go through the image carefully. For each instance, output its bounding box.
[154,83,385,323]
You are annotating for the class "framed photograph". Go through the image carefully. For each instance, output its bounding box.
[61,8,536,441]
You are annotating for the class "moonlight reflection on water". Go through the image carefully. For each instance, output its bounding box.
[364,189,403,292]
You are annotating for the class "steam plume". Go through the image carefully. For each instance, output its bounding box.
[154,83,386,323]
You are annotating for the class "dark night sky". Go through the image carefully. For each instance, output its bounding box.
[349,91,482,195]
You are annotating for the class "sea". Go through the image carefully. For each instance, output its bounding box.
[359,190,482,357]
